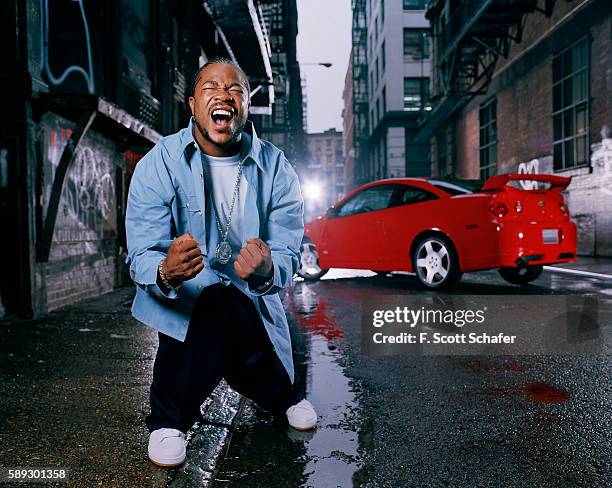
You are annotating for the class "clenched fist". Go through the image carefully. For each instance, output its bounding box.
[162,233,205,286]
[234,237,273,281]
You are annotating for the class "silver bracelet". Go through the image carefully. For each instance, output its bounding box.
[157,259,175,290]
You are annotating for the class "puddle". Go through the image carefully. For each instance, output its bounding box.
[301,334,360,487]
[213,284,362,486]
[289,285,361,486]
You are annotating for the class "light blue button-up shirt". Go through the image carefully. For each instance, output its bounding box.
[125,118,304,382]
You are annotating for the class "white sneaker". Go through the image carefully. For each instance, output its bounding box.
[286,399,317,431]
[148,428,186,467]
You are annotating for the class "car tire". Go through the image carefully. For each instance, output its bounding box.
[498,265,543,285]
[297,240,329,281]
[412,235,462,289]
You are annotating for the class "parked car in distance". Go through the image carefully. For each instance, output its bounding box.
[298,174,577,288]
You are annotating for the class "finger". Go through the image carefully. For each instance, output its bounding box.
[233,259,246,279]
[178,238,199,252]
[188,262,205,278]
[242,247,261,269]
[244,243,263,260]
[187,255,204,268]
[236,253,253,274]
[183,247,203,261]
[246,238,269,256]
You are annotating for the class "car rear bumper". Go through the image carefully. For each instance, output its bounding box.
[495,221,577,268]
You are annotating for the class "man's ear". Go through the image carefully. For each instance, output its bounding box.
[188,96,195,116]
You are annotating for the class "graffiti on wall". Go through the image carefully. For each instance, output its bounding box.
[40,0,95,93]
[46,117,116,232]
[517,158,540,190]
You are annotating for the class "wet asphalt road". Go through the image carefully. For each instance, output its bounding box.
[213,269,612,488]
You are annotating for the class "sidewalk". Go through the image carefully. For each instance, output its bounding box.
[545,255,612,280]
[0,287,241,488]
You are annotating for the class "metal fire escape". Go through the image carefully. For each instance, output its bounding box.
[415,0,555,142]
[351,0,370,186]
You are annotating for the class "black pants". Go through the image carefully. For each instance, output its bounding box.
[146,283,302,433]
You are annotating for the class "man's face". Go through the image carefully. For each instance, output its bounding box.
[189,63,250,148]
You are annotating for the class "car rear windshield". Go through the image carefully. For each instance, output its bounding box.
[428,179,482,195]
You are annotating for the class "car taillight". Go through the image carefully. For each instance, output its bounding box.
[559,202,570,220]
[489,202,509,218]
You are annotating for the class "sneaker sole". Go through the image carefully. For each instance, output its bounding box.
[148,453,186,467]
[289,422,317,431]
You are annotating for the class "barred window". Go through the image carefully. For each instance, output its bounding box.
[553,37,589,170]
[479,98,497,180]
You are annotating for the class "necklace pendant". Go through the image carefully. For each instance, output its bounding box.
[216,241,232,264]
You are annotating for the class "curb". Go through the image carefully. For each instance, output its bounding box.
[166,381,246,487]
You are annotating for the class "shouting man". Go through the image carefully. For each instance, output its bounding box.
[125,57,317,467]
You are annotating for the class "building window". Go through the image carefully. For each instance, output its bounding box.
[479,98,497,180]
[382,87,386,113]
[403,0,427,9]
[403,29,429,60]
[553,37,589,170]
[404,78,430,111]
[273,99,286,125]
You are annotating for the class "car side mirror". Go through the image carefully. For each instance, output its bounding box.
[327,206,338,218]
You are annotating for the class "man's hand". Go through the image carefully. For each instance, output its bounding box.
[162,233,205,285]
[234,238,273,281]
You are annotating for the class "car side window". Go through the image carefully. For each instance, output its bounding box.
[336,185,395,217]
[390,185,438,208]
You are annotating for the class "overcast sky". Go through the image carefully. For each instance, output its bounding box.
[296,0,352,134]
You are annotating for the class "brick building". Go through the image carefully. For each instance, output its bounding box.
[420,0,612,257]
[0,0,303,319]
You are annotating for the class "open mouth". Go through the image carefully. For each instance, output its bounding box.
[210,108,235,129]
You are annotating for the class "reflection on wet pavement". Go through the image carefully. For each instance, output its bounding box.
[214,284,362,487]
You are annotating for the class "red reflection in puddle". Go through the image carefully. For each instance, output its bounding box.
[287,290,343,340]
[479,382,569,404]
[522,382,569,404]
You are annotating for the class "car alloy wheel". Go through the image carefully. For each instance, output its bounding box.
[297,241,329,280]
[413,236,462,288]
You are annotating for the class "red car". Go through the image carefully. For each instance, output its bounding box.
[298,174,577,288]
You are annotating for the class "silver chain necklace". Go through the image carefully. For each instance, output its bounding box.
[202,158,244,264]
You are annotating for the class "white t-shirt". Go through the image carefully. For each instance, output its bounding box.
[200,152,248,264]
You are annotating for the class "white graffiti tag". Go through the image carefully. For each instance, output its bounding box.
[62,146,116,225]
[518,159,540,190]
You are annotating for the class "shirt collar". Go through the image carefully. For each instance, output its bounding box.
[181,117,264,171]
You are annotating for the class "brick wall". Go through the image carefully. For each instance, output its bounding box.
[450,0,612,256]
[41,113,120,311]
